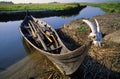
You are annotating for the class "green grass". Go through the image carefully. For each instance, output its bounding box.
[87,2,120,13]
[77,26,88,32]
[0,3,80,11]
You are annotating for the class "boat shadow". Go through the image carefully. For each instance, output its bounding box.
[56,29,81,51]
[70,54,120,79]
[22,37,70,79]
[55,29,120,79]
[0,38,68,79]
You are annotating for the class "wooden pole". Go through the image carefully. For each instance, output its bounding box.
[29,20,48,50]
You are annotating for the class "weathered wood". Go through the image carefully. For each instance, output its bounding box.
[29,20,48,50]
[19,14,92,75]
[28,23,36,38]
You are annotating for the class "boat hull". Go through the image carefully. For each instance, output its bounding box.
[19,15,91,75]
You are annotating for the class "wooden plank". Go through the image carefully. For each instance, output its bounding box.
[28,23,36,38]
[32,21,59,48]
[29,20,48,50]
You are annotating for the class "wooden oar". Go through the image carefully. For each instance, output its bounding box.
[33,21,59,48]
[51,35,59,48]
[29,20,48,50]
[28,23,36,38]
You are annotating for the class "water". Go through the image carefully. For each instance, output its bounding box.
[0,21,27,69]
[41,6,105,29]
[0,6,105,70]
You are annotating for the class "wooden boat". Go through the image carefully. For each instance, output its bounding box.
[19,13,91,75]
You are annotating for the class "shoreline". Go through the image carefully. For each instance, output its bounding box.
[0,12,120,79]
[58,12,120,79]
[0,5,86,22]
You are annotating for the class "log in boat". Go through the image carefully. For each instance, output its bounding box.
[19,13,91,75]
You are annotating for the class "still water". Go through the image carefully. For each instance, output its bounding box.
[0,6,105,70]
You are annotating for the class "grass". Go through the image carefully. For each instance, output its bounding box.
[86,2,120,13]
[77,26,88,32]
[0,3,80,11]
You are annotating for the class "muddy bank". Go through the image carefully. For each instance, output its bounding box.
[0,5,86,22]
[57,12,120,79]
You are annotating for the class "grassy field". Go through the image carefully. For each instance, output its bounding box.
[0,3,80,11]
[87,2,120,13]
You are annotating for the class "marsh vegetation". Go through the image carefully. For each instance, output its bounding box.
[0,3,81,11]
[85,2,120,13]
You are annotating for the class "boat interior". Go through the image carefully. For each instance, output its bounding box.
[21,15,63,54]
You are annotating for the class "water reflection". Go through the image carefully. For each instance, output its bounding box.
[41,6,105,29]
[0,21,27,70]
[0,38,66,79]
[0,6,85,22]
[79,6,105,18]
[0,6,105,22]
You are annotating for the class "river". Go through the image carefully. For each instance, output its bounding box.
[0,6,105,72]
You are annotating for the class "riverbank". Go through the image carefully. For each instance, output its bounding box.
[0,12,119,79]
[0,3,80,11]
[84,2,120,13]
[57,12,120,79]
[0,3,86,22]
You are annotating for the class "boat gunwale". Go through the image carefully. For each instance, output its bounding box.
[19,14,92,75]
[20,26,87,56]
[19,15,91,56]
